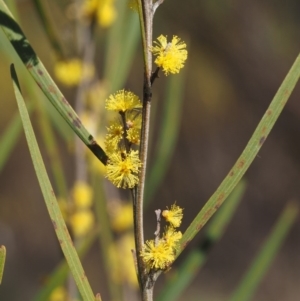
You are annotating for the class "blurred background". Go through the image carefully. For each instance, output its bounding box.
[0,0,300,300]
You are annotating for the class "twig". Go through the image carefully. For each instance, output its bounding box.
[133,0,154,298]
[154,209,161,245]
[153,0,165,16]
[150,67,160,85]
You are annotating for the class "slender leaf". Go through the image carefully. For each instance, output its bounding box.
[228,201,298,301]
[0,245,6,284]
[145,68,186,204]
[10,64,100,301]
[178,54,300,258]
[44,98,74,144]
[33,93,68,198]
[0,1,107,165]
[157,180,247,301]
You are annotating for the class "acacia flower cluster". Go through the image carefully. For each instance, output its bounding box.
[105,90,142,112]
[54,59,95,86]
[104,90,142,189]
[82,0,117,27]
[162,204,183,228]
[151,35,188,75]
[69,181,95,237]
[140,204,183,270]
[57,182,95,238]
[106,150,141,188]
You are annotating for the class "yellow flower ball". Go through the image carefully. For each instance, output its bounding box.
[152,35,188,75]
[54,59,94,86]
[110,202,133,232]
[72,181,93,209]
[69,210,95,237]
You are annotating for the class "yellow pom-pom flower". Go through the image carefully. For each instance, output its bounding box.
[140,239,174,270]
[97,1,117,27]
[162,204,183,228]
[54,59,94,86]
[105,90,142,112]
[82,0,117,28]
[126,127,141,145]
[141,203,183,271]
[126,112,142,145]
[105,121,124,154]
[151,35,188,75]
[110,202,133,232]
[106,150,141,188]
[69,210,95,237]
[163,226,182,250]
[72,181,93,208]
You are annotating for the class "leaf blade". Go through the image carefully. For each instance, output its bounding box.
[178,53,300,258]
[0,245,6,285]
[11,64,99,301]
[0,1,107,165]
[228,202,298,301]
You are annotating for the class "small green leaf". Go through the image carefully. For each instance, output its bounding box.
[0,245,6,284]
[10,64,99,301]
[228,202,298,301]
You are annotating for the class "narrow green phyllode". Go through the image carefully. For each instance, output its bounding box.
[228,201,298,301]
[0,1,107,165]
[11,64,99,301]
[0,245,6,284]
[178,53,300,258]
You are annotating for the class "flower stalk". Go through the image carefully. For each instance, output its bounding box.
[133,0,154,298]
